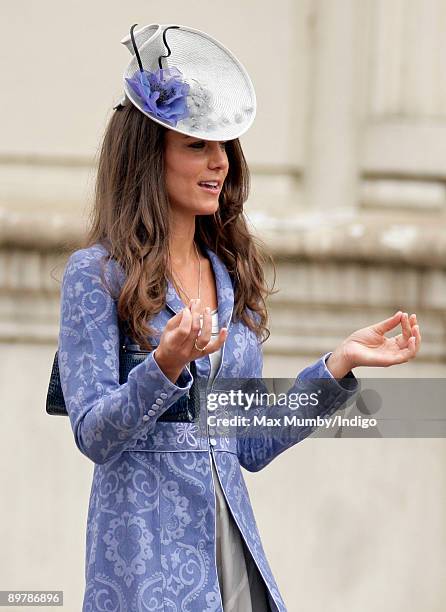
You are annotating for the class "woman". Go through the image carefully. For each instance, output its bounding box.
[58,24,421,611]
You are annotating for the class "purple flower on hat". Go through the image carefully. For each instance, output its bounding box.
[125,66,190,126]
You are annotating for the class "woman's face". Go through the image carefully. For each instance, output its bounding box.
[164,129,229,216]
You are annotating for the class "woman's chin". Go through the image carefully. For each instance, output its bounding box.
[195,201,220,216]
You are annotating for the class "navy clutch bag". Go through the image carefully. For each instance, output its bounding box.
[46,320,199,422]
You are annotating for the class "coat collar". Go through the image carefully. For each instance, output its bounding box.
[165,246,235,330]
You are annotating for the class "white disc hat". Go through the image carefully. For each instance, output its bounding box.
[115,23,257,141]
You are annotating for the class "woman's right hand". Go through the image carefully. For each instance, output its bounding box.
[153,298,228,383]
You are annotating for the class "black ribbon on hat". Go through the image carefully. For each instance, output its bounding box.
[157,25,180,68]
[129,23,145,72]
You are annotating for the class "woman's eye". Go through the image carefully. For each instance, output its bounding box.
[189,141,227,149]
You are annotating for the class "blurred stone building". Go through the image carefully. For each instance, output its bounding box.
[1,1,445,611]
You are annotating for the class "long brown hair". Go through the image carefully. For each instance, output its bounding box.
[82,103,276,350]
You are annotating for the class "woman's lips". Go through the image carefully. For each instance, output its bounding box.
[197,183,221,194]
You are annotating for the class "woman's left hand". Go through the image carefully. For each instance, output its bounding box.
[326,311,422,377]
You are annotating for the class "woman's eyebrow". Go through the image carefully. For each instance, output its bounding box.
[182,136,228,143]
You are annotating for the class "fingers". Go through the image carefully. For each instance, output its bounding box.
[411,323,421,355]
[176,305,193,341]
[195,327,228,358]
[409,313,421,342]
[401,312,412,342]
[394,312,411,349]
[396,316,421,363]
[195,305,213,350]
[161,307,192,348]
[190,299,202,339]
[180,299,227,356]
[405,313,421,356]
[157,299,228,376]
[164,308,186,329]
[378,310,421,353]
[374,311,402,334]
[189,299,228,356]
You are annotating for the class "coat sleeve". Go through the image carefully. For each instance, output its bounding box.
[58,248,194,465]
[236,352,359,472]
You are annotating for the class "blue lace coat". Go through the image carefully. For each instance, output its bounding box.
[58,243,359,612]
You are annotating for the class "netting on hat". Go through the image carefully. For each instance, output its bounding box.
[123,26,256,140]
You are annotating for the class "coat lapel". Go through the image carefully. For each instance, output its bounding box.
[203,246,235,331]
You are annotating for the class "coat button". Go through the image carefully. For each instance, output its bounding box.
[147,409,156,416]
[209,438,217,446]
[142,415,150,421]
[160,392,168,399]
[151,404,159,410]
[155,398,164,405]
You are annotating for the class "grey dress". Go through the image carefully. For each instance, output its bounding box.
[204,309,271,611]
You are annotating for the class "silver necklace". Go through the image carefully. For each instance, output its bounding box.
[170,241,201,304]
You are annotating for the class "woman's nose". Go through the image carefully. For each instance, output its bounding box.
[208,144,228,168]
